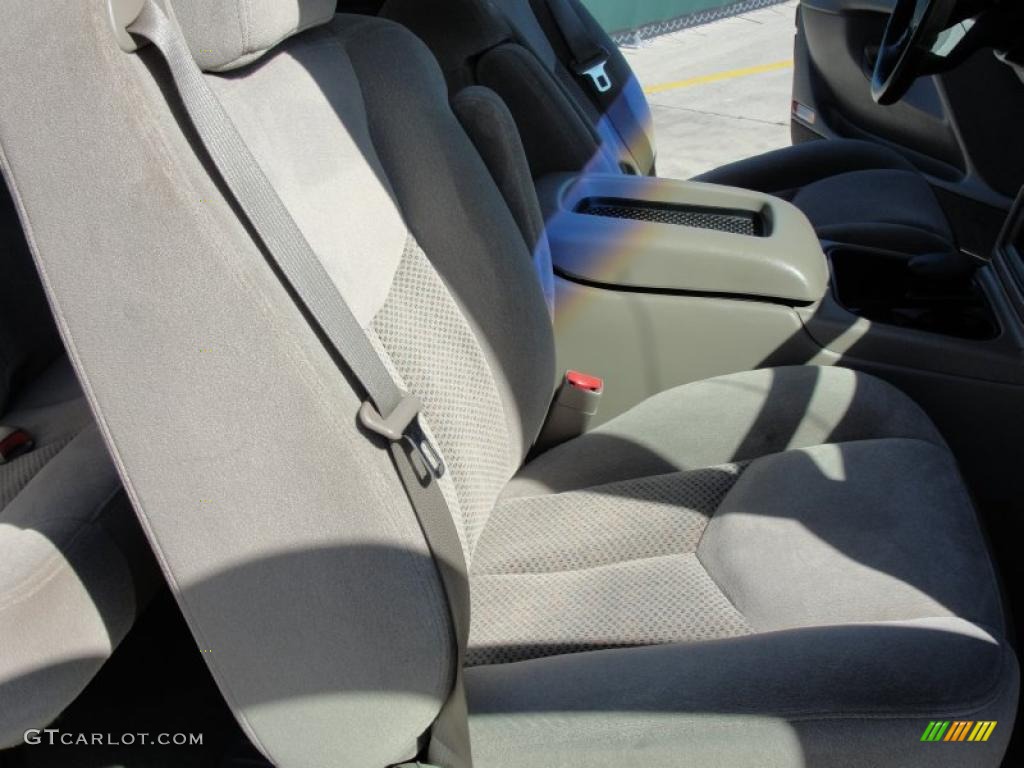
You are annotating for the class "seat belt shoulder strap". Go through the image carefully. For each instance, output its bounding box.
[117,3,472,765]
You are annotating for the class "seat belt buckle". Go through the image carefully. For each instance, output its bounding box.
[0,426,34,464]
[533,370,604,455]
[359,394,445,478]
[573,52,613,94]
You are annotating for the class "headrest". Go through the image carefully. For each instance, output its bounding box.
[381,0,511,87]
[169,0,337,72]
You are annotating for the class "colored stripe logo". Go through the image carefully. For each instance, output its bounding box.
[921,721,997,742]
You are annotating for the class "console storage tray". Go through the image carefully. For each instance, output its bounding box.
[829,246,999,340]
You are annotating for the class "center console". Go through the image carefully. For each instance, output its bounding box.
[540,173,828,304]
[826,246,997,340]
[539,172,835,421]
[542,172,1024,511]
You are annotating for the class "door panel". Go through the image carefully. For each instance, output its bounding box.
[798,2,964,174]
[940,47,1024,199]
[793,0,1024,254]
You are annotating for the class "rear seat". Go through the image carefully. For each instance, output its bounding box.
[0,181,157,748]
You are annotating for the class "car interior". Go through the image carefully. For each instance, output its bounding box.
[1,0,1023,766]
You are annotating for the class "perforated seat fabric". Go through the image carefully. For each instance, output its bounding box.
[0,3,1014,767]
[469,462,753,667]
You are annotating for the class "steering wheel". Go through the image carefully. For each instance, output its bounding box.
[871,0,958,105]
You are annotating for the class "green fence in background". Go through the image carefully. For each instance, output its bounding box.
[581,0,789,40]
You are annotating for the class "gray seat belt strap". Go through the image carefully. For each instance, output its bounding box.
[123,3,472,766]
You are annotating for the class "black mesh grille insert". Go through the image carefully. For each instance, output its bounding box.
[576,197,764,237]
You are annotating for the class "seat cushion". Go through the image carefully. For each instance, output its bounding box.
[695,139,954,252]
[791,169,954,253]
[505,365,944,498]
[465,366,1016,767]
[0,357,157,748]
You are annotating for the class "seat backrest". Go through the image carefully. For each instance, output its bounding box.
[0,176,160,752]
[383,0,657,176]
[0,1,554,764]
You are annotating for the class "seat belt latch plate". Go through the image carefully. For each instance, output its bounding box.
[359,394,445,478]
[574,54,613,94]
[359,394,423,442]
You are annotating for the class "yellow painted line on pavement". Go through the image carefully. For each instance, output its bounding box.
[644,59,794,95]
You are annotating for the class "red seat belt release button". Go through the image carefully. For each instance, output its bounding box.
[566,370,604,393]
[0,426,34,464]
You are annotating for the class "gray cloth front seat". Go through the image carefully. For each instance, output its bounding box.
[380,0,955,254]
[0,184,158,748]
[0,2,1014,767]
[468,365,1015,766]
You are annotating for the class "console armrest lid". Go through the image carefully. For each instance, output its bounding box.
[540,174,828,304]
